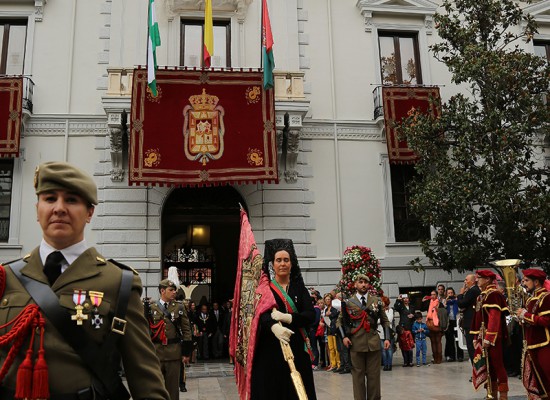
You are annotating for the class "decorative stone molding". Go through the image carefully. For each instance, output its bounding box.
[275,114,285,177]
[356,0,438,31]
[34,0,47,22]
[302,121,383,141]
[166,0,252,20]
[108,113,125,182]
[24,117,107,136]
[285,125,301,183]
[424,15,433,35]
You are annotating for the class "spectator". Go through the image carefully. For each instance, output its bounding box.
[457,274,480,364]
[322,293,340,372]
[309,292,322,370]
[437,284,446,302]
[412,311,430,366]
[314,298,328,370]
[196,304,215,360]
[378,296,395,371]
[396,324,414,367]
[443,288,464,362]
[210,302,225,359]
[222,299,233,364]
[423,290,447,364]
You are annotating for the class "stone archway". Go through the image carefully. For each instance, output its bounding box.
[161,186,246,305]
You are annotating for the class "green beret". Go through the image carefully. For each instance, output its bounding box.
[34,162,97,206]
[159,279,177,290]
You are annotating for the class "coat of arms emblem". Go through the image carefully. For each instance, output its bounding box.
[182,89,225,166]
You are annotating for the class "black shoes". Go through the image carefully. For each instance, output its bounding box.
[339,368,351,374]
[180,384,187,392]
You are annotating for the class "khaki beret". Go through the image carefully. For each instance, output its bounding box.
[159,279,177,290]
[34,162,98,206]
[355,273,370,282]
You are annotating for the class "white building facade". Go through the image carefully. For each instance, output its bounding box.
[0,0,549,303]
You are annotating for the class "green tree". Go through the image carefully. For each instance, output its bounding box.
[400,0,550,273]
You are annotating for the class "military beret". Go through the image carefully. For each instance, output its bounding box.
[354,273,370,282]
[159,279,177,290]
[34,162,98,206]
[476,269,497,280]
[522,269,547,282]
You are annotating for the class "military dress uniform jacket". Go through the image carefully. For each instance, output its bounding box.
[523,287,550,350]
[0,247,170,400]
[340,295,390,352]
[149,300,192,361]
[470,284,509,345]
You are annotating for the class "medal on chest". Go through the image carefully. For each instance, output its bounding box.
[89,291,104,329]
[72,289,89,325]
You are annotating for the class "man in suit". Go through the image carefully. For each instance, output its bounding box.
[210,301,225,358]
[196,304,215,359]
[457,273,481,363]
[341,274,390,400]
[148,279,192,400]
[0,161,169,400]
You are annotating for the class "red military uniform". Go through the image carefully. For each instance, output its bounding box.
[470,283,509,394]
[522,286,550,398]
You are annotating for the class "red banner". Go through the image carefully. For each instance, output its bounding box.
[129,68,278,186]
[0,77,23,158]
[382,86,440,164]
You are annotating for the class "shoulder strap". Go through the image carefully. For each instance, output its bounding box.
[10,259,131,400]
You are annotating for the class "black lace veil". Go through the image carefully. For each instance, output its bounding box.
[262,238,304,286]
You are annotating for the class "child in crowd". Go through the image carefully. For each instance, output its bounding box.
[396,324,414,367]
[412,311,430,366]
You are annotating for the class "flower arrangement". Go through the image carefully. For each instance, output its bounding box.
[337,245,383,298]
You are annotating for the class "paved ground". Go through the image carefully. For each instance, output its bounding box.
[178,356,528,399]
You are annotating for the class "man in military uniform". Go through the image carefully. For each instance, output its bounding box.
[340,274,390,400]
[516,268,550,399]
[0,161,169,399]
[148,279,192,400]
[470,269,509,400]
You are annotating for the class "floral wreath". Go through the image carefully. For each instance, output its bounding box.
[337,245,383,298]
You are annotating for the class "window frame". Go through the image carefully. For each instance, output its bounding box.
[533,40,550,60]
[378,31,423,85]
[0,19,28,75]
[180,19,231,68]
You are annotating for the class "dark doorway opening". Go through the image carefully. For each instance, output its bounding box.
[161,186,245,305]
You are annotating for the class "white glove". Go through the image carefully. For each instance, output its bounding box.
[271,323,294,343]
[271,309,293,324]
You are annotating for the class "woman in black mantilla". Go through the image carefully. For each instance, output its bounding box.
[250,239,317,400]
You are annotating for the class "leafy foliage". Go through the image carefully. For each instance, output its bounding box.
[400,0,550,273]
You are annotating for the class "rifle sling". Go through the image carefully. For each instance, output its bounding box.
[10,259,131,400]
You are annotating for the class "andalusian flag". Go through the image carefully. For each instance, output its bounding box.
[147,0,161,96]
[204,0,213,68]
[262,0,275,90]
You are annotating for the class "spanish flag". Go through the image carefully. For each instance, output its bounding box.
[262,0,275,90]
[204,0,213,68]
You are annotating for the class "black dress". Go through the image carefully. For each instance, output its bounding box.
[250,282,317,400]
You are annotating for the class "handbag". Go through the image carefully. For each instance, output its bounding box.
[315,322,325,337]
[426,318,440,332]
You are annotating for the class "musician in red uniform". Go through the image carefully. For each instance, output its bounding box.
[470,269,509,400]
[516,268,550,399]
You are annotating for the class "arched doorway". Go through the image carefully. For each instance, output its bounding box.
[161,186,244,305]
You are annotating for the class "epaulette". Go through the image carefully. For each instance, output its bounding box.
[108,258,139,276]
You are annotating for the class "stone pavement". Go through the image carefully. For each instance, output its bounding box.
[178,358,528,399]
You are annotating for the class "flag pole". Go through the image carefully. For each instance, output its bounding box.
[260,0,264,69]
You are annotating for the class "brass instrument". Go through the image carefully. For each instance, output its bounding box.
[481,322,494,400]
[491,259,525,318]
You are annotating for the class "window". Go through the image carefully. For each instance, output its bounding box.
[0,20,27,75]
[534,41,550,60]
[180,20,231,68]
[379,32,422,85]
[0,159,13,242]
[390,164,429,242]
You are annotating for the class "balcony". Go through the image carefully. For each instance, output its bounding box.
[22,76,34,114]
[373,84,440,120]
